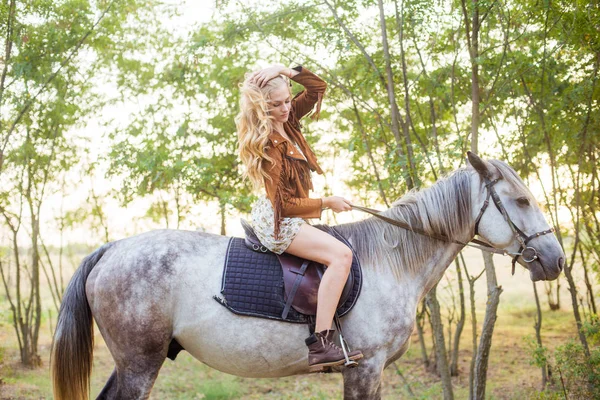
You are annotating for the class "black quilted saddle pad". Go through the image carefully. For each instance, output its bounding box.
[214,231,362,324]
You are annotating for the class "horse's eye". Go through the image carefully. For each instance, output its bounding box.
[516,197,530,207]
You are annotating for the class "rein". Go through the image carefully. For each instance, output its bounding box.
[350,176,555,275]
[350,204,509,256]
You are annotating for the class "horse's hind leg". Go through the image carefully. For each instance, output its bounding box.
[87,248,176,399]
[90,294,172,399]
[96,353,166,400]
[96,368,117,399]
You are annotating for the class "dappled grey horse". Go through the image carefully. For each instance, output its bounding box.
[51,153,564,400]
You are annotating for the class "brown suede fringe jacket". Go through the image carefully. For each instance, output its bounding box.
[263,66,327,239]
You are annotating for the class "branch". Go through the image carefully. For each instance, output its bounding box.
[350,98,390,207]
[0,257,23,355]
[460,0,472,52]
[322,0,386,86]
[236,1,391,139]
[0,0,117,174]
[0,0,16,118]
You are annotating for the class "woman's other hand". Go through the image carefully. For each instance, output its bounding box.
[322,196,352,213]
[249,65,289,88]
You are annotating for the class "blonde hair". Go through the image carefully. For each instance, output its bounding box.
[236,72,292,190]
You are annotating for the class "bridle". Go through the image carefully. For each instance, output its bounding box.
[473,176,554,274]
[351,174,555,275]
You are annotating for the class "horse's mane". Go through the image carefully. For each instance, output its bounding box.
[335,167,474,279]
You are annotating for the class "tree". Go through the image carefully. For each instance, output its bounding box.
[0,0,164,366]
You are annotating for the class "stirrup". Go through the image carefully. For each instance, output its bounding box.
[334,313,359,368]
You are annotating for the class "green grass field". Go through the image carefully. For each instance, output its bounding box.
[0,247,588,399]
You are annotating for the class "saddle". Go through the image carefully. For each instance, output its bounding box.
[240,219,355,319]
[214,220,362,324]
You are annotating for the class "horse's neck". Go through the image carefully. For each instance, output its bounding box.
[416,241,466,299]
[338,216,473,302]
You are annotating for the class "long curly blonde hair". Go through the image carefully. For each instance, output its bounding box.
[236,73,291,190]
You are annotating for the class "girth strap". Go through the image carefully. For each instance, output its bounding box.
[281,259,311,320]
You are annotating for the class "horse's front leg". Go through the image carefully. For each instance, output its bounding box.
[342,356,385,400]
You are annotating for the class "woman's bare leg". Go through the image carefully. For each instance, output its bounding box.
[284,224,353,331]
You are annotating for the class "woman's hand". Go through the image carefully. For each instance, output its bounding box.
[322,196,353,213]
[249,65,289,88]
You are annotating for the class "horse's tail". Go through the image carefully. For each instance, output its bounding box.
[51,242,114,400]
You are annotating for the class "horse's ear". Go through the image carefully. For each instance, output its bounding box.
[467,151,492,179]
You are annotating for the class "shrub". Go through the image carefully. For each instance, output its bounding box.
[528,314,600,399]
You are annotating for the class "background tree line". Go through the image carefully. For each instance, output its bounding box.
[0,0,598,398]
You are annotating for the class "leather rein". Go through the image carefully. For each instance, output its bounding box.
[351,175,555,275]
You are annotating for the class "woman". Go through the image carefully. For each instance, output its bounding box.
[236,64,363,370]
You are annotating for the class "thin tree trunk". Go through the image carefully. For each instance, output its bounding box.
[0,0,16,170]
[39,236,61,309]
[416,300,430,370]
[377,0,415,190]
[394,0,434,183]
[175,185,182,229]
[533,282,548,389]
[220,202,226,236]
[394,363,416,398]
[463,257,482,400]
[90,183,110,242]
[26,184,42,367]
[161,196,169,229]
[451,256,466,376]
[579,245,597,315]
[472,253,502,400]
[564,237,591,357]
[462,0,503,396]
[351,99,390,207]
[461,0,480,150]
[427,286,454,400]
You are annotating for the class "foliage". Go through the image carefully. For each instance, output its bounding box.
[527,314,600,399]
[105,20,257,232]
[0,1,598,397]
[0,0,165,366]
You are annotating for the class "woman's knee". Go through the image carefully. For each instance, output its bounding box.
[328,245,352,273]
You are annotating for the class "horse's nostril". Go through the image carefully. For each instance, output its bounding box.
[558,257,564,271]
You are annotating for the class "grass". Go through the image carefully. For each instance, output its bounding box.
[0,246,595,399]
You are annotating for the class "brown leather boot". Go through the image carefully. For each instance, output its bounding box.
[306,329,363,372]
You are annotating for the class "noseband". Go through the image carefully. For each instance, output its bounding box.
[351,175,555,275]
[471,176,554,274]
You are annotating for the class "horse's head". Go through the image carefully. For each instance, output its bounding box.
[467,152,564,281]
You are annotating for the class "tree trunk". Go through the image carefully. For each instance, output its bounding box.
[220,202,226,236]
[416,300,430,370]
[579,245,597,315]
[426,285,454,400]
[351,100,390,207]
[464,259,480,399]
[451,257,466,376]
[377,0,415,190]
[25,190,42,367]
[563,238,591,358]
[533,282,548,389]
[472,253,502,400]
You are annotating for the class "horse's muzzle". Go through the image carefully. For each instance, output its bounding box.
[527,253,563,281]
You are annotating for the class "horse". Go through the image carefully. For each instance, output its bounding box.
[51,152,564,400]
